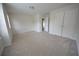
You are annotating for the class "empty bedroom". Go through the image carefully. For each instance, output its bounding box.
[0,3,79,56]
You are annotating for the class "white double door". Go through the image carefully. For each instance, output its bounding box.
[49,11,64,36]
[49,8,78,39]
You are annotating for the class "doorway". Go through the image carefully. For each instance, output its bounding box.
[42,18,45,31]
[42,17,49,32]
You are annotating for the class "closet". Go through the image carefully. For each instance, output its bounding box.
[49,4,78,40]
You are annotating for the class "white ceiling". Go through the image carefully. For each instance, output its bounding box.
[5,3,72,15]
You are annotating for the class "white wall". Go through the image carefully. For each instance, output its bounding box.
[3,4,13,46]
[0,4,12,47]
[9,13,43,34]
[34,14,42,32]
[9,14,35,34]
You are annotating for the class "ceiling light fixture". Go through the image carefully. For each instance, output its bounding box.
[29,6,35,10]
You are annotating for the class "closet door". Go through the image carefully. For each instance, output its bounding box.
[49,11,64,36]
[62,8,78,39]
[53,12,64,36]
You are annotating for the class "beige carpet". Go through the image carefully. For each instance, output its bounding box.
[3,31,78,56]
